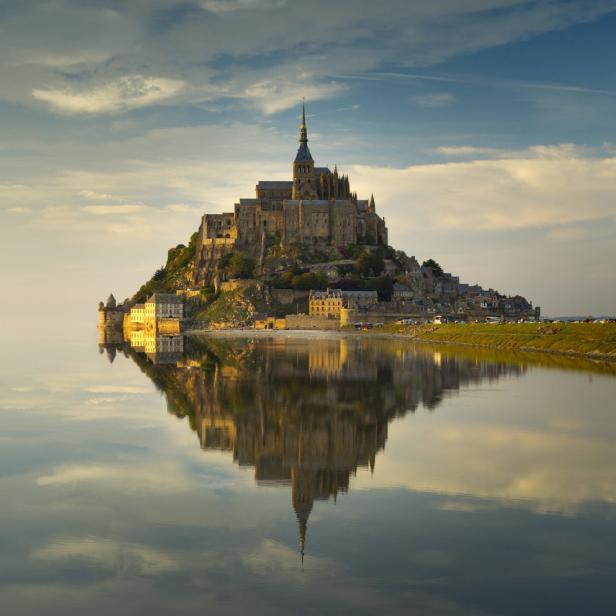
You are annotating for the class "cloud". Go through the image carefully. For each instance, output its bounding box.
[79,190,124,201]
[167,203,201,213]
[31,537,178,575]
[350,145,616,232]
[201,0,287,13]
[435,146,502,157]
[32,75,185,114]
[81,204,149,215]
[242,79,345,114]
[355,416,616,514]
[6,207,32,214]
[36,463,193,494]
[2,0,613,119]
[0,183,30,190]
[412,92,455,108]
[242,539,332,574]
[85,385,149,394]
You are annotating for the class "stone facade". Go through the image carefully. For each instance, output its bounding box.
[195,103,388,274]
[285,314,341,330]
[144,293,184,320]
[309,289,343,318]
[309,288,379,318]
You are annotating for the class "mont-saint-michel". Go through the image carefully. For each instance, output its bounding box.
[7,3,616,614]
[99,103,541,347]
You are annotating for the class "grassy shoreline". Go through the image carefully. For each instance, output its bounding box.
[375,322,616,360]
[186,326,616,375]
[186,322,616,360]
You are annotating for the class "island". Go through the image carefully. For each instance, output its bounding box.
[98,103,615,360]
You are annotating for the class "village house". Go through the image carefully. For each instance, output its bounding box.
[144,293,184,320]
[130,303,145,325]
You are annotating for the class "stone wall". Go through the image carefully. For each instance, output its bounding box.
[255,317,287,330]
[285,314,340,330]
[158,318,182,335]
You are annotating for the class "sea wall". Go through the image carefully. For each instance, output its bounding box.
[285,314,340,330]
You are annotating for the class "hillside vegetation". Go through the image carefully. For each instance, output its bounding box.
[380,322,616,358]
[132,233,198,304]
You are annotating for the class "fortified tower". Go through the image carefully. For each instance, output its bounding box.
[292,101,318,200]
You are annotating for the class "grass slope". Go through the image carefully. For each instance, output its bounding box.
[381,322,616,358]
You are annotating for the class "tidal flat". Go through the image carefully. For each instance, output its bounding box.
[2,330,616,615]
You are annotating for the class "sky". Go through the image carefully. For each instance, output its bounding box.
[1,0,616,330]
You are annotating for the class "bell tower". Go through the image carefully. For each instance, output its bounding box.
[292,100,317,200]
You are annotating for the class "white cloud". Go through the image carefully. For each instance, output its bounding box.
[242,79,345,114]
[350,145,616,232]
[79,190,124,201]
[32,75,185,114]
[81,204,149,215]
[31,537,178,575]
[242,539,333,574]
[6,207,32,214]
[435,146,502,157]
[167,203,201,213]
[36,463,193,494]
[412,92,455,108]
[85,385,149,394]
[0,183,29,190]
[201,0,287,13]
[360,418,616,514]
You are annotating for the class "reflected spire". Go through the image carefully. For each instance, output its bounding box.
[294,499,311,568]
[292,466,314,568]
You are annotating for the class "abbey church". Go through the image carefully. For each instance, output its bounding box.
[196,103,388,252]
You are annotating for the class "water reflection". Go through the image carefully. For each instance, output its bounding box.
[101,332,526,558]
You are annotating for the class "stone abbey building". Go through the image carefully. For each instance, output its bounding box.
[196,103,388,257]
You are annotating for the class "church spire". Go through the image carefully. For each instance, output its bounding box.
[300,98,308,143]
[293,99,314,165]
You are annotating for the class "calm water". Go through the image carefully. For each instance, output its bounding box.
[2,330,616,615]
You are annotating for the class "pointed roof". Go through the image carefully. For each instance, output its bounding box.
[294,99,313,163]
[106,293,116,309]
[294,499,313,567]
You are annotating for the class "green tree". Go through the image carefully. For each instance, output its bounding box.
[337,277,366,291]
[421,259,444,277]
[225,253,256,279]
[355,252,385,277]
[152,267,166,282]
[366,276,394,302]
[291,272,327,290]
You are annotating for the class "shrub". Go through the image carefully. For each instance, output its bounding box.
[355,252,385,277]
[224,252,256,279]
[290,272,328,290]
[422,259,444,277]
[366,276,394,302]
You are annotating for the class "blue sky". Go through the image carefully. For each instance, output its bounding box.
[1,0,616,327]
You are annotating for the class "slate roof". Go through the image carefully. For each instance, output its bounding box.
[146,293,182,304]
[294,142,314,163]
[257,181,293,189]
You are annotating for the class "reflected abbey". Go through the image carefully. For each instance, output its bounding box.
[100,331,525,559]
